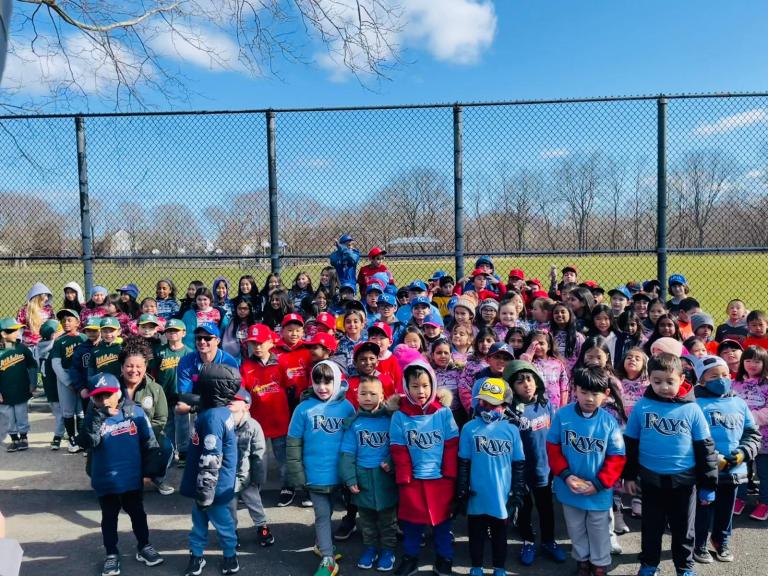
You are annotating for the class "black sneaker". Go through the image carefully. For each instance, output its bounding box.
[333,515,357,541]
[184,555,206,576]
[394,555,419,576]
[693,546,713,564]
[102,554,121,576]
[221,555,239,575]
[277,488,295,507]
[258,525,275,547]
[433,556,453,576]
[17,436,29,451]
[50,436,62,450]
[135,544,164,566]
[6,441,18,453]
[713,541,734,562]
[177,453,187,468]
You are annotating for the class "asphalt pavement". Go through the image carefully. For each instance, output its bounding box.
[1,401,767,576]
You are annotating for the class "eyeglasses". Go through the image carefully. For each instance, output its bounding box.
[195,335,215,342]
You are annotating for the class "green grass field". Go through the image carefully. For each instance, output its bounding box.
[1,253,766,323]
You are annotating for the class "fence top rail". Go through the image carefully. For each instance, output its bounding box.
[2,91,768,121]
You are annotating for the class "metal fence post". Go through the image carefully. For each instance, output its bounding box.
[75,116,94,297]
[656,97,668,300]
[453,104,465,279]
[266,110,280,274]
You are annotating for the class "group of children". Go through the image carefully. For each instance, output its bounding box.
[1,241,768,576]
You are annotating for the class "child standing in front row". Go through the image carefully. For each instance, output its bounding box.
[390,361,459,576]
[623,353,718,576]
[286,361,355,576]
[457,377,526,576]
[502,360,567,567]
[0,318,38,452]
[546,367,626,576]
[339,376,398,572]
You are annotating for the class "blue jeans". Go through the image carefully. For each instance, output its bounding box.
[176,413,194,455]
[401,519,453,559]
[0,403,30,434]
[270,436,287,486]
[189,502,237,557]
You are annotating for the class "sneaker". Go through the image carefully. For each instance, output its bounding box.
[152,480,175,496]
[748,481,759,495]
[17,436,29,451]
[277,488,295,507]
[221,555,239,575]
[637,565,660,576]
[68,438,82,453]
[433,556,453,575]
[184,555,206,576]
[750,502,768,521]
[334,515,357,541]
[576,560,591,576]
[177,453,187,468]
[675,571,698,576]
[631,497,642,518]
[733,498,746,515]
[393,555,419,576]
[610,534,623,555]
[592,566,608,576]
[6,441,18,453]
[613,510,630,534]
[313,545,342,561]
[313,556,339,576]
[693,547,713,564]
[50,436,62,450]
[301,493,314,507]
[469,568,484,576]
[358,546,379,569]
[492,569,507,576]
[540,540,567,563]
[712,541,734,562]
[519,541,536,566]
[102,554,121,576]
[135,545,164,566]
[377,549,396,572]
[258,525,275,547]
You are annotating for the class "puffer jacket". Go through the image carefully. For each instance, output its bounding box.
[233,414,266,492]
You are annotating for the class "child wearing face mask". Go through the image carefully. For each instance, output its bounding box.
[692,356,760,564]
[286,361,355,576]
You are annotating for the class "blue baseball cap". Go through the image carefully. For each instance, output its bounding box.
[377,293,397,308]
[430,270,447,281]
[338,234,353,244]
[339,281,356,292]
[384,283,399,296]
[423,313,444,328]
[607,286,631,300]
[408,280,428,292]
[411,295,431,308]
[194,322,221,339]
[88,373,121,397]
[668,274,687,287]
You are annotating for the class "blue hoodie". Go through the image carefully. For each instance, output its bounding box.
[287,360,355,488]
[330,244,360,292]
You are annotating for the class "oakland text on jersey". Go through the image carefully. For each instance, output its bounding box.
[644,412,692,436]
[312,414,344,433]
[564,430,606,454]
[473,435,514,456]
[406,429,443,449]
[707,410,745,430]
[358,429,389,448]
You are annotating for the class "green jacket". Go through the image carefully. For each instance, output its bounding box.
[338,405,398,511]
[124,375,168,439]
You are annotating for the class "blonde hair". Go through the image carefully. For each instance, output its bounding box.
[26,295,47,336]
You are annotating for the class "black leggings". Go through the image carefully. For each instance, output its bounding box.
[517,483,555,543]
[98,489,149,555]
[468,514,507,568]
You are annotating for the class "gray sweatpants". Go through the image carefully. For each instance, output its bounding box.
[310,491,334,558]
[228,484,268,528]
[562,503,612,568]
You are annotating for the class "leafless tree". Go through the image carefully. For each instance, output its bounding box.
[554,153,603,251]
[152,202,203,253]
[7,0,403,109]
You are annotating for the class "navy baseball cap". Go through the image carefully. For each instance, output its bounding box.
[195,322,221,338]
[488,342,514,358]
[339,281,356,292]
[89,373,121,397]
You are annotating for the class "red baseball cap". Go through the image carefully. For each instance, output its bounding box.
[582,280,599,289]
[368,321,393,340]
[368,246,386,258]
[246,324,274,343]
[281,313,305,328]
[508,269,525,280]
[470,268,488,277]
[531,290,549,300]
[527,278,542,287]
[315,312,336,331]
[305,332,338,352]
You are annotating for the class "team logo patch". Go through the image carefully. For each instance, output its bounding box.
[204,434,217,450]
[142,396,154,410]
[191,432,199,445]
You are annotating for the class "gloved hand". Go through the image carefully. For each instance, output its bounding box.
[724,449,745,467]
[718,457,728,471]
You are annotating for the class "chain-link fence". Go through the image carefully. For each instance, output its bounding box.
[1,94,767,315]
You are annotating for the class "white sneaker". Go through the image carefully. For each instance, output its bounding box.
[152,480,175,496]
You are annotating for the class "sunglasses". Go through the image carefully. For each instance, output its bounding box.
[195,335,215,342]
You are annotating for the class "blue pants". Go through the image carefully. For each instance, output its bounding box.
[401,519,453,559]
[189,502,237,557]
[695,483,737,548]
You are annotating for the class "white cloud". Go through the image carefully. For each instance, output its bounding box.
[404,0,497,64]
[693,108,768,136]
[745,169,764,179]
[541,148,570,159]
[147,23,243,72]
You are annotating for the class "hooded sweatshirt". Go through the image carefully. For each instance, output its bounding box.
[16,282,54,347]
[285,360,355,490]
[733,376,768,454]
[63,281,86,305]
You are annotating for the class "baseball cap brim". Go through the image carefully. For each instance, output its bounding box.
[89,386,120,397]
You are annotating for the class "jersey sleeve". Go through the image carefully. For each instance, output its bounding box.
[340,424,358,456]
[287,404,306,439]
[444,407,459,441]
[389,412,405,445]
[624,402,641,439]
[546,410,562,444]
[458,424,472,459]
